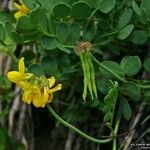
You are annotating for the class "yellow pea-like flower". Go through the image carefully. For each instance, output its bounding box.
[7,57,33,84]
[14,0,31,19]
[20,80,62,108]
[7,58,62,108]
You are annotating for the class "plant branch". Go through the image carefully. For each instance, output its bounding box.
[91,55,127,83]
[47,105,113,144]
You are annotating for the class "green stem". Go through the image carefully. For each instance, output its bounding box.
[47,105,113,144]
[86,8,98,25]
[86,0,104,25]
[91,55,127,83]
[93,40,112,47]
[137,84,150,89]
[99,31,118,38]
[91,55,150,89]
[62,45,75,49]
[113,115,121,150]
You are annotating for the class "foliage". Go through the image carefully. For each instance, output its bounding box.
[0,0,150,149]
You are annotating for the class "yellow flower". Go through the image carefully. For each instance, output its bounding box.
[7,57,62,108]
[7,57,33,84]
[19,77,62,108]
[14,0,31,19]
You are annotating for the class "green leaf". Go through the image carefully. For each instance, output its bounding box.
[131,30,148,45]
[144,58,150,72]
[56,22,70,43]
[53,3,71,17]
[80,0,99,8]
[0,75,11,90]
[17,16,37,31]
[103,113,112,122]
[97,79,113,94]
[37,0,59,12]
[22,0,36,9]
[68,23,80,44]
[82,22,96,41]
[41,36,58,50]
[36,8,49,34]
[121,98,132,120]
[72,1,91,18]
[118,24,134,40]
[123,82,141,102]
[141,0,150,18]
[28,64,44,77]
[30,6,42,25]
[118,8,133,29]
[103,81,118,124]
[0,128,7,150]
[120,56,141,76]
[0,24,6,42]
[132,1,142,16]
[132,1,147,24]
[100,61,124,77]
[98,0,115,13]
[41,56,58,76]
[47,14,56,34]
[10,31,23,44]
[144,90,150,102]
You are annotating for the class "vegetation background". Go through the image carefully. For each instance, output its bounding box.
[0,0,150,150]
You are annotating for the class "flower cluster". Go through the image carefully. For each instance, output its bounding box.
[14,0,31,19]
[7,58,62,107]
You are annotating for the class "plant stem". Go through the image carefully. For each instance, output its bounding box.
[91,55,127,83]
[137,84,150,89]
[99,31,118,38]
[47,105,113,144]
[113,114,121,150]
[86,8,98,25]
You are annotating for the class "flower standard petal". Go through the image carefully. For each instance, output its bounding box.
[18,57,25,73]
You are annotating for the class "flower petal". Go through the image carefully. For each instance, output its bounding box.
[19,81,32,90]
[32,92,43,108]
[48,93,53,103]
[14,2,21,10]
[48,76,56,88]
[22,91,32,104]
[14,11,25,19]
[18,57,25,73]
[43,87,49,102]
[20,5,30,13]
[7,71,23,83]
[48,84,62,93]
[22,73,33,80]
